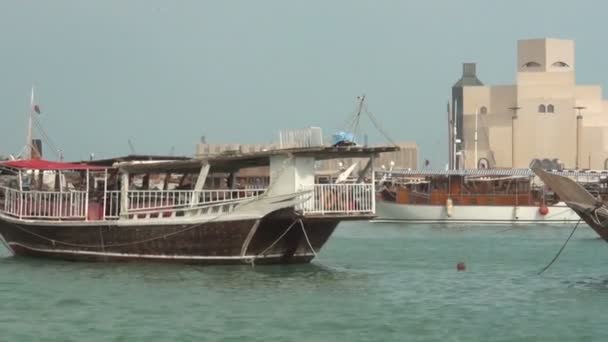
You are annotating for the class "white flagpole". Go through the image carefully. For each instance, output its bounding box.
[474,106,479,169]
[26,87,34,159]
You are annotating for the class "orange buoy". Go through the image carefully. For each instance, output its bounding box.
[538,205,549,216]
[456,262,466,271]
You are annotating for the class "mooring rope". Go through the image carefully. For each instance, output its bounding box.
[298,219,317,257]
[0,234,14,256]
[538,218,582,275]
[256,219,299,257]
[246,218,316,267]
[7,213,225,249]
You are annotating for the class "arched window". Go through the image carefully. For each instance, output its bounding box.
[553,159,564,171]
[538,104,546,113]
[523,61,541,68]
[541,158,553,170]
[552,61,569,67]
[478,158,490,169]
[479,106,488,115]
[547,104,554,113]
[604,158,608,170]
[529,159,542,169]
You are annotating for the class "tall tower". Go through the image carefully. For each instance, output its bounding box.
[451,63,483,169]
[513,38,577,168]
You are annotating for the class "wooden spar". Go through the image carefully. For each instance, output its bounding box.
[85,169,89,221]
[120,172,129,218]
[17,170,23,218]
[229,172,236,189]
[17,170,23,191]
[102,169,108,220]
[356,157,373,183]
[370,153,376,213]
[163,172,170,190]
[58,171,63,217]
[190,163,210,207]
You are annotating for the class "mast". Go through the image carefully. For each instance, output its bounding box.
[26,87,34,159]
[474,107,479,169]
[452,100,458,170]
[447,101,452,170]
[353,94,365,140]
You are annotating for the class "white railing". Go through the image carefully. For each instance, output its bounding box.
[105,190,121,219]
[0,187,267,221]
[126,189,266,213]
[1,186,87,219]
[128,189,265,212]
[298,183,375,215]
[103,188,265,220]
[0,183,375,220]
[124,200,244,220]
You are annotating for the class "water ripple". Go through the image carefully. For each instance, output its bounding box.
[0,222,607,341]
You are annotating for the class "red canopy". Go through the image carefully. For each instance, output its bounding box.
[0,159,105,171]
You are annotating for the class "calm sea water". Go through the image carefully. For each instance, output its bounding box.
[0,222,607,341]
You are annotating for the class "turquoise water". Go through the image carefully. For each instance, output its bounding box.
[1,222,607,341]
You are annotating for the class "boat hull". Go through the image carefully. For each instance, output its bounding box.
[374,200,580,224]
[0,212,340,265]
[568,208,608,242]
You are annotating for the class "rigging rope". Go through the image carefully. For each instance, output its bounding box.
[32,116,61,158]
[251,218,316,266]
[8,212,225,249]
[363,103,397,147]
[538,218,582,275]
[340,96,398,147]
[256,219,299,257]
[299,219,317,257]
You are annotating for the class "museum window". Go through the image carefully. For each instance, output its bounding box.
[523,61,541,68]
[547,104,554,113]
[552,61,569,67]
[538,104,546,113]
[479,106,488,115]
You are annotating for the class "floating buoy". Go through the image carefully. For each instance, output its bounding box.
[456,262,466,271]
[446,198,453,217]
[538,205,549,216]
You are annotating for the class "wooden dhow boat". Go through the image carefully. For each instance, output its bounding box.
[375,169,607,224]
[0,146,396,264]
[533,168,608,241]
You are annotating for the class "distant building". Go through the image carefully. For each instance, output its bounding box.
[375,142,418,170]
[452,38,608,170]
[196,143,276,158]
[195,140,418,182]
[316,142,418,173]
[195,143,274,188]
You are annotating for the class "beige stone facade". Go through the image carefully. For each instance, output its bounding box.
[453,38,608,170]
[195,141,418,173]
[319,142,418,172]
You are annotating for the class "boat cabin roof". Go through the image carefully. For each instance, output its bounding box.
[0,159,105,171]
[0,146,398,174]
[116,146,399,174]
[86,154,191,167]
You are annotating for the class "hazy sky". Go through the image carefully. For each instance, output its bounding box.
[1,0,607,165]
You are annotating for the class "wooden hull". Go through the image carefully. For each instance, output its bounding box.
[0,211,339,265]
[563,204,608,242]
[532,168,608,242]
[375,200,580,224]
